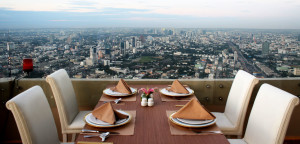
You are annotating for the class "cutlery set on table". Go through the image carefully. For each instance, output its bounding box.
[169,98,217,128]
[83,79,135,142]
[81,129,120,141]
[160,80,220,134]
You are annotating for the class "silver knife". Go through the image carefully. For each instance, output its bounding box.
[82,129,119,134]
[192,130,222,134]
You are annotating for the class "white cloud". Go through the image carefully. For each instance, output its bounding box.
[111,17,176,21]
[0,0,300,18]
[48,20,77,21]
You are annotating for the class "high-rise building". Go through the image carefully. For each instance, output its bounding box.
[64,45,69,50]
[90,47,98,63]
[133,48,137,54]
[234,51,238,62]
[136,41,141,48]
[103,60,110,66]
[132,37,136,48]
[120,41,126,55]
[298,34,300,41]
[262,41,270,55]
[7,42,15,51]
[126,41,129,49]
[139,35,145,43]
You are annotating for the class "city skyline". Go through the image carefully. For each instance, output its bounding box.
[1,28,299,79]
[1,0,300,29]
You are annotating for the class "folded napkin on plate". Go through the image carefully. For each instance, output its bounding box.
[92,102,128,125]
[172,98,215,120]
[111,79,132,94]
[168,79,189,94]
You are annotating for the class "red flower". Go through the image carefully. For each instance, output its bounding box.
[139,88,155,96]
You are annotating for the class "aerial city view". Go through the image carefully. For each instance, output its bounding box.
[0,0,299,79]
[0,28,299,79]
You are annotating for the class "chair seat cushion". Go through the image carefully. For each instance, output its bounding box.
[211,112,235,131]
[228,139,247,144]
[69,111,91,130]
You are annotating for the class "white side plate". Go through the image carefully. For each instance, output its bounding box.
[103,87,137,96]
[170,113,216,128]
[85,110,131,128]
[160,87,194,97]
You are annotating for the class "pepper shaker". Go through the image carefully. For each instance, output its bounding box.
[141,98,147,106]
[148,98,154,106]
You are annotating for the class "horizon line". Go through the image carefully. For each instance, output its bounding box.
[1,27,300,31]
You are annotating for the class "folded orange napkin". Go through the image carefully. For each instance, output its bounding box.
[168,79,189,94]
[92,102,128,125]
[172,98,215,120]
[111,79,132,94]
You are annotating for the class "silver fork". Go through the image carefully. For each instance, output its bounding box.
[81,129,120,134]
[114,98,122,104]
[84,132,110,141]
[100,132,109,142]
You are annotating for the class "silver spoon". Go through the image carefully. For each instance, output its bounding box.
[114,98,122,104]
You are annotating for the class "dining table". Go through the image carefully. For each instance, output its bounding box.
[76,84,230,144]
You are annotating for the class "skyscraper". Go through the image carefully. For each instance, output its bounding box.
[120,41,126,55]
[132,37,136,48]
[7,42,15,51]
[90,47,98,63]
[126,41,129,49]
[298,34,300,41]
[262,41,270,55]
[234,51,238,62]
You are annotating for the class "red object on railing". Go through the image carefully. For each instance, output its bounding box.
[23,58,33,73]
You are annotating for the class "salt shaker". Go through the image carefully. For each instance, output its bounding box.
[148,98,154,106]
[141,98,147,106]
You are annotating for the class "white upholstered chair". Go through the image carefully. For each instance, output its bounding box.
[228,84,299,144]
[212,70,259,137]
[46,69,90,142]
[6,86,73,144]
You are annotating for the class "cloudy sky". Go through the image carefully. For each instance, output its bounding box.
[0,0,300,29]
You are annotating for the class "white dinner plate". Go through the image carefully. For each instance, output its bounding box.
[84,110,131,128]
[103,87,137,97]
[169,113,216,128]
[160,87,194,97]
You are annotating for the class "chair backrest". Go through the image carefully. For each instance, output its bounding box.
[6,86,60,144]
[46,69,79,132]
[224,70,259,134]
[244,84,299,144]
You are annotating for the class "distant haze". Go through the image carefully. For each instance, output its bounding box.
[0,0,300,29]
